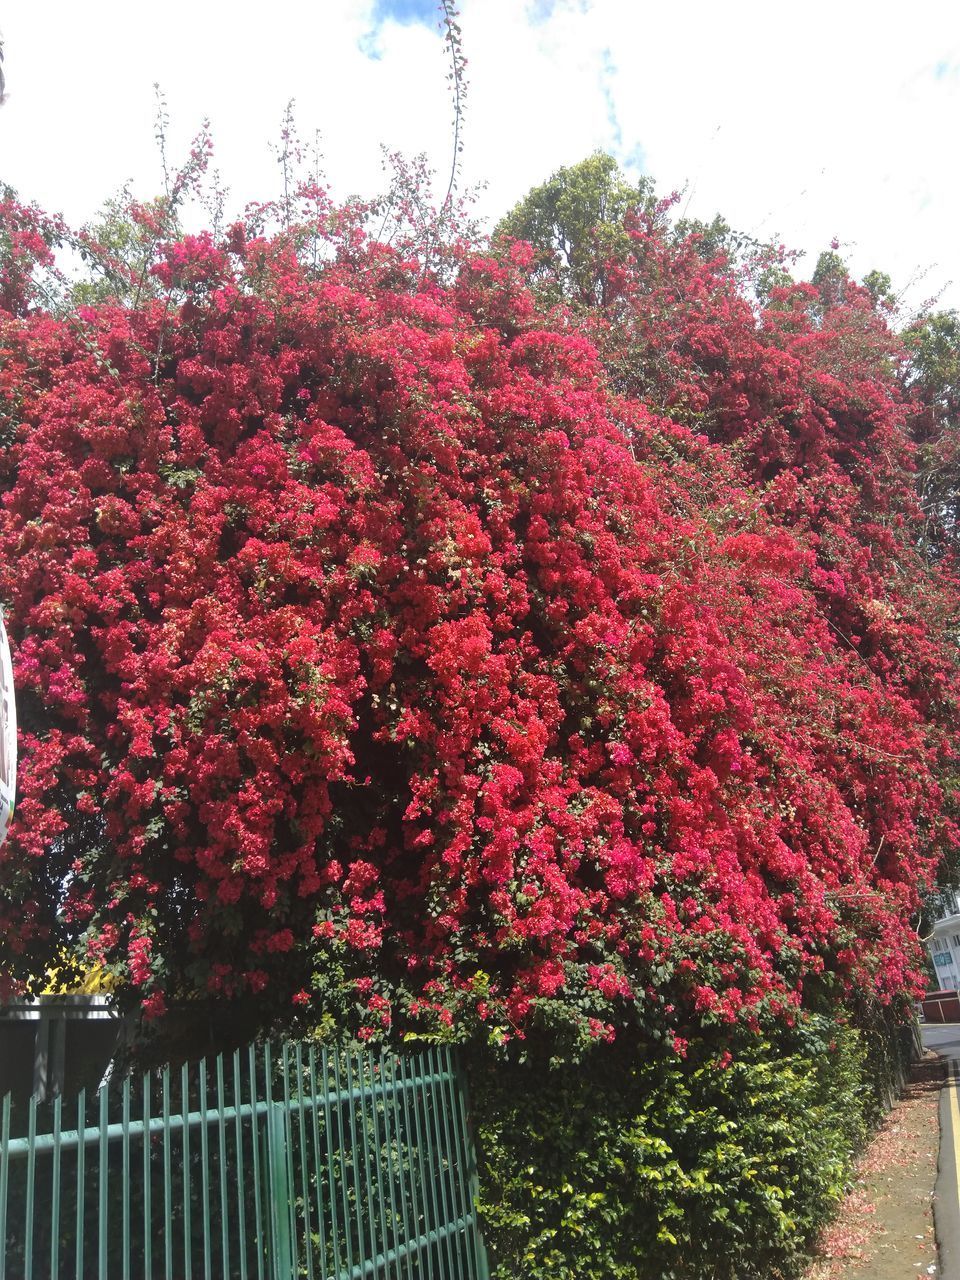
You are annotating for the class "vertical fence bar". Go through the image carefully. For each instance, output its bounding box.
[342,1050,369,1271]
[424,1050,456,1279]
[352,1051,379,1272]
[320,1046,346,1280]
[280,1044,299,1278]
[402,1055,435,1280]
[50,1092,62,1280]
[331,1049,356,1280]
[0,1093,9,1280]
[433,1050,460,1273]
[377,1052,402,1280]
[162,1068,173,1280]
[199,1059,211,1280]
[98,1081,109,1280]
[122,1076,131,1280]
[365,1054,390,1277]
[263,1045,278,1277]
[266,1102,293,1280]
[293,1043,315,1280]
[450,1049,472,1274]
[232,1051,249,1280]
[264,1044,293,1280]
[74,1087,85,1280]
[23,1094,37,1280]
[446,1049,473,1270]
[181,1062,193,1280]
[438,1049,470,1276]
[248,1044,265,1280]
[425,1050,453,1279]
[385,1054,413,1276]
[305,1046,329,1277]
[413,1053,443,1280]
[396,1055,423,1280]
[143,1072,153,1280]
[215,1055,230,1280]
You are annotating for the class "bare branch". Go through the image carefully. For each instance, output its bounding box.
[438,1,467,214]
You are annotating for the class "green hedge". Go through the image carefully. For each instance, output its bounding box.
[469,1015,871,1280]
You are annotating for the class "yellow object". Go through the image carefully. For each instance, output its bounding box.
[37,958,117,995]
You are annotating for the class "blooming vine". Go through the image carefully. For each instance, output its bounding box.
[0,185,956,1052]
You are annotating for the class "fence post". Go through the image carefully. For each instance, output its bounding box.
[266,1102,294,1280]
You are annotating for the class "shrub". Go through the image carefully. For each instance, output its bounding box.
[469,1014,869,1280]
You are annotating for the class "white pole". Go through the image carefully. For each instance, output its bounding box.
[0,608,16,845]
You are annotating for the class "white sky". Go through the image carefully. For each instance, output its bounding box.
[1,0,959,314]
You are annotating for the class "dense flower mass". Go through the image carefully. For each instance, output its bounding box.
[0,182,957,1049]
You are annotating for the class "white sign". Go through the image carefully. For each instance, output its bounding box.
[0,610,15,845]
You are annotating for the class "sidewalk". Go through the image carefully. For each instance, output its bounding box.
[804,1051,943,1279]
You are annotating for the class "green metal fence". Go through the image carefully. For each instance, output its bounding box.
[0,1040,489,1280]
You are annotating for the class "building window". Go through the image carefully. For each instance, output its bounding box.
[934,950,955,975]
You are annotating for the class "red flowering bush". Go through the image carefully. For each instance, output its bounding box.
[0,179,956,1052]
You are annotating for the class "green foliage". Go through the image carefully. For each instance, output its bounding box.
[494,152,657,306]
[469,1015,870,1280]
[811,249,850,312]
[906,309,960,420]
[848,996,917,1116]
[70,191,168,308]
[903,309,960,557]
[672,211,786,283]
[862,269,895,309]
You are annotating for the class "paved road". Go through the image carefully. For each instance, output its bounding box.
[922,1024,960,1060]
[922,1023,960,1278]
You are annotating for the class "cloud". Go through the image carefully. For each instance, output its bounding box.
[0,0,957,311]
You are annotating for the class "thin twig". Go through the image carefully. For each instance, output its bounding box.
[438,1,466,215]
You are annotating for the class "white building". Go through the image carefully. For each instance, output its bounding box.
[926,889,960,989]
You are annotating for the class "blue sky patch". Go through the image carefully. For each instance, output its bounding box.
[527,0,558,21]
[374,0,439,27]
[528,0,590,17]
[622,143,648,177]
